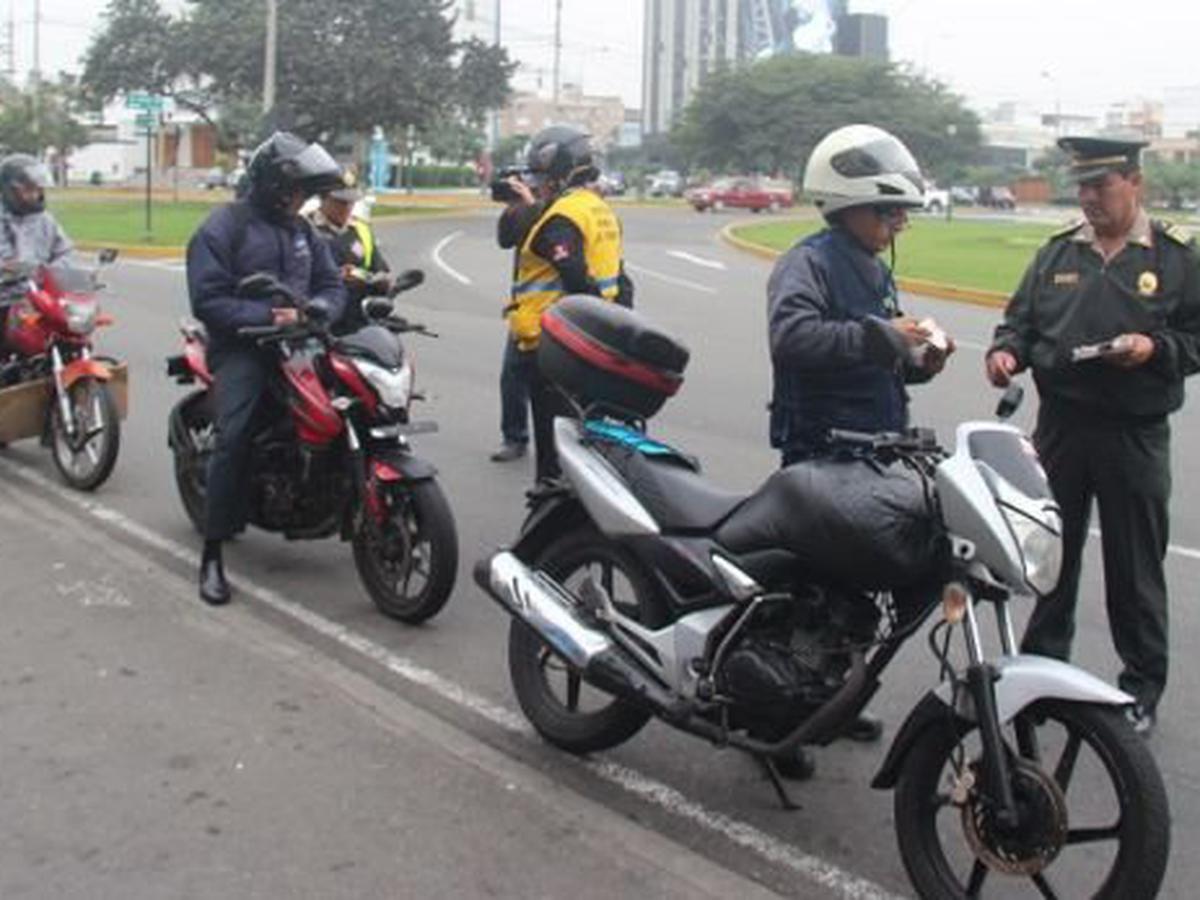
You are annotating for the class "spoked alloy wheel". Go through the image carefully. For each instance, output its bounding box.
[50,377,120,491]
[508,528,666,754]
[353,479,458,624]
[894,699,1169,899]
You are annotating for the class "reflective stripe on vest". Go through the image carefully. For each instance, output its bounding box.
[509,189,623,349]
[352,218,374,270]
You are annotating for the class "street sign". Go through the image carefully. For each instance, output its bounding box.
[134,113,158,131]
[125,91,165,111]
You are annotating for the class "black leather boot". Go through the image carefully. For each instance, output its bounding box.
[199,542,231,606]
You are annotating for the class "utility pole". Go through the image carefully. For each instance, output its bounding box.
[31,0,41,150]
[552,0,562,104]
[488,0,500,151]
[263,0,278,115]
[1,3,15,80]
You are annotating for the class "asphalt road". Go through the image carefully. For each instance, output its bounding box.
[3,205,1197,898]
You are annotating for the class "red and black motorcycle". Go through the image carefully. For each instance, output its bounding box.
[0,252,125,490]
[166,270,458,624]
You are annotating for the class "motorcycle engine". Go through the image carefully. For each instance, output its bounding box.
[718,587,879,737]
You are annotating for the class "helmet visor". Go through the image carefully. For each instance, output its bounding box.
[830,138,924,192]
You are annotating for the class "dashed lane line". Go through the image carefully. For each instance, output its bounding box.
[667,250,728,270]
[0,455,904,900]
[626,262,717,294]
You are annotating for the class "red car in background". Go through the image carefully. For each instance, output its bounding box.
[686,177,795,213]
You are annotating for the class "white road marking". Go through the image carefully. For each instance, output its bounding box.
[431,231,473,286]
[626,262,717,295]
[121,259,186,272]
[667,250,727,271]
[0,455,902,900]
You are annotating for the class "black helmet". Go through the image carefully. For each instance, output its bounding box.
[0,154,52,215]
[245,132,343,217]
[526,126,598,189]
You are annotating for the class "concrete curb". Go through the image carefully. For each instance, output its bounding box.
[719,222,1010,309]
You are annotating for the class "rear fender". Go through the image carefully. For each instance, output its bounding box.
[511,495,591,564]
[61,358,112,390]
[872,654,1132,790]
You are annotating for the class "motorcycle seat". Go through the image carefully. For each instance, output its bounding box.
[596,443,748,533]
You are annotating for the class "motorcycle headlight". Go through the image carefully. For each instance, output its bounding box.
[357,359,412,410]
[1002,505,1063,596]
[64,300,97,334]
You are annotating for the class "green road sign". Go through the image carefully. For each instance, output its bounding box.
[134,113,158,130]
[126,91,165,111]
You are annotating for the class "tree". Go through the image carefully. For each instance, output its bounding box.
[671,53,981,183]
[81,0,515,150]
[0,75,90,175]
[1144,158,1200,210]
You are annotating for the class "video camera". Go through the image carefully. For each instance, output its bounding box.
[490,165,532,203]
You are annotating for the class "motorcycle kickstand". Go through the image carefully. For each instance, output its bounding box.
[755,754,802,812]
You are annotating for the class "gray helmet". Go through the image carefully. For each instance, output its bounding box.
[526,126,598,188]
[803,125,925,216]
[0,154,52,215]
[245,132,343,215]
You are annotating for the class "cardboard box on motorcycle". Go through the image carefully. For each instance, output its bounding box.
[0,362,128,444]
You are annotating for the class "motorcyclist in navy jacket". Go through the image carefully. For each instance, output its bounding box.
[766,125,955,770]
[186,132,346,606]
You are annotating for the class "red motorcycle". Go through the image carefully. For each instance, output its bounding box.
[166,270,458,624]
[0,252,125,490]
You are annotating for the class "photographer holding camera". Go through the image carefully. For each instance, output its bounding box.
[488,166,544,463]
[491,126,632,485]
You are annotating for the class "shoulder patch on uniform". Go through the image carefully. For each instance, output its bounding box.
[1049,219,1085,240]
[1153,220,1193,246]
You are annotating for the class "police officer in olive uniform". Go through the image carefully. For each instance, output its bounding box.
[507,125,633,485]
[986,136,1200,735]
[306,171,392,335]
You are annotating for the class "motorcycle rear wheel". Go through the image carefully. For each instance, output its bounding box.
[508,527,667,755]
[50,378,120,491]
[353,479,458,624]
[894,699,1169,899]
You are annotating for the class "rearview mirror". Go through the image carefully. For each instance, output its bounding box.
[388,268,424,297]
[995,385,1024,421]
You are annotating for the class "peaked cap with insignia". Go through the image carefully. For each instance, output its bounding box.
[1057,136,1148,183]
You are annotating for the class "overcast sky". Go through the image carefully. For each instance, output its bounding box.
[12,0,1200,122]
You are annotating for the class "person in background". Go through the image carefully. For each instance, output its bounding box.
[986,136,1200,736]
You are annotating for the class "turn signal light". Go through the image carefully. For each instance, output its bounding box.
[942,581,969,625]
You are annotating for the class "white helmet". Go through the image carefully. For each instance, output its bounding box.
[803,124,925,216]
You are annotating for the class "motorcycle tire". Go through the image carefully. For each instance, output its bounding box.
[893,699,1169,900]
[353,478,458,624]
[49,377,120,492]
[170,390,214,534]
[508,527,668,755]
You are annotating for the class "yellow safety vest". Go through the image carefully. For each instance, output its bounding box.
[509,189,623,349]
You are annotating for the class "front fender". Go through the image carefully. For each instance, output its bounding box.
[368,448,438,482]
[871,654,1132,790]
[61,358,112,389]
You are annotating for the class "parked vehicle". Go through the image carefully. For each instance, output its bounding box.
[167,269,458,624]
[979,185,1017,210]
[597,171,626,196]
[950,185,978,206]
[921,185,951,214]
[476,296,1170,900]
[0,253,126,490]
[646,169,683,197]
[201,167,228,190]
[686,177,795,213]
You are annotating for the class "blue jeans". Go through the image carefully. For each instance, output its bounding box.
[500,336,534,446]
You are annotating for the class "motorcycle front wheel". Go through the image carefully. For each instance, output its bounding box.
[508,527,668,755]
[50,377,120,491]
[170,390,214,534]
[353,478,458,624]
[894,698,1169,899]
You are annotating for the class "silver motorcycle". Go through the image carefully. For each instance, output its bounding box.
[477,372,1169,898]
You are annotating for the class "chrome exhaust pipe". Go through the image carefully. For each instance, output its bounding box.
[474,551,685,715]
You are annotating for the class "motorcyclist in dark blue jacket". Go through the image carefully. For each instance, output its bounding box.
[186,132,346,605]
[768,124,955,465]
[766,125,955,769]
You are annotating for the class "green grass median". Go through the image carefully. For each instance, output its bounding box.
[732,215,1069,295]
[52,198,451,248]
